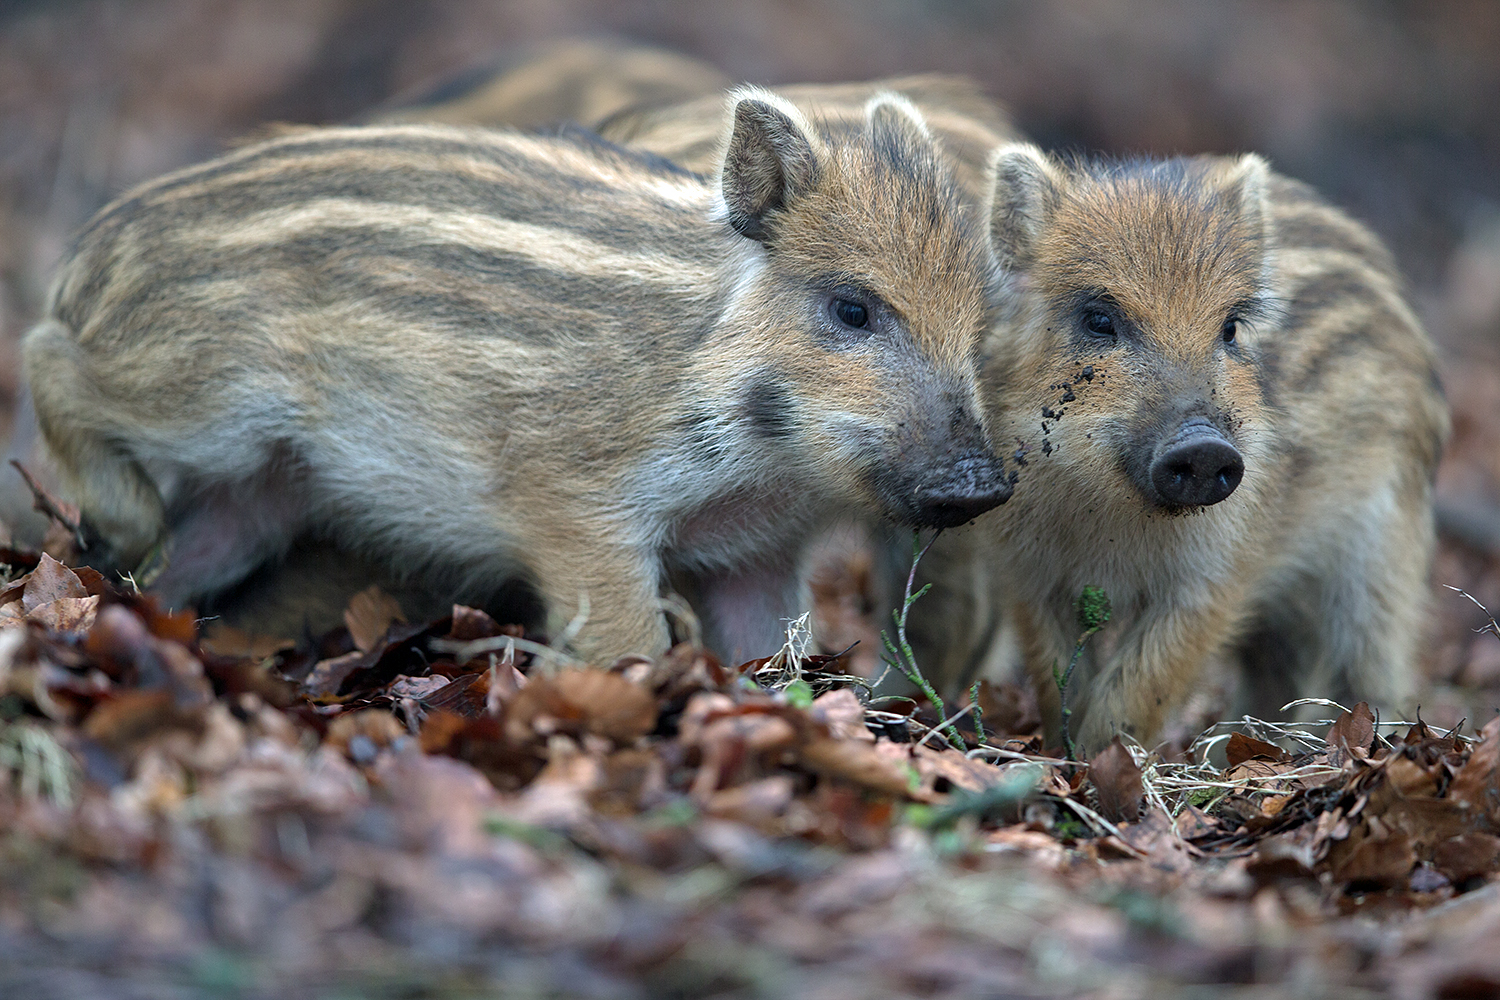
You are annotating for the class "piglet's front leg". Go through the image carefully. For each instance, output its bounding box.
[524,530,672,666]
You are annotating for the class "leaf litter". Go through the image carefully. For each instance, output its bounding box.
[0,537,1497,998]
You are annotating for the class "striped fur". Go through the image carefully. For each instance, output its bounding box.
[23,92,1014,666]
[418,47,1449,747]
[928,145,1447,749]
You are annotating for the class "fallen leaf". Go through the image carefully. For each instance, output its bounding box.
[1225,732,1289,767]
[800,737,933,801]
[551,669,658,743]
[1089,736,1143,823]
[302,651,368,700]
[810,688,873,741]
[446,604,510,642]
[81,689,182,748]
[1449,715,1500,820]
[344,585,406,653]
[326,709,406,760]
[27,594,99,632]
[1329,821,1416,887]
[1433,832,1500,881]
[1327,702,1376,762]
[21,553,86,611]
[976,679,1042,737]
[910,743,1009,794]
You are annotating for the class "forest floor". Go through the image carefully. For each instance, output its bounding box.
[4,4,1500,997]
[0,481,1499,998]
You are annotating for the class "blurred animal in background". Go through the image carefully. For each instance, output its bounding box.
[22,90,1014,665]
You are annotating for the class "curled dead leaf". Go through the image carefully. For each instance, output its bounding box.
[1327,702,1376,763]
[508,669,656,745]
[551,669,657,743]
[1433,832,1500,882]
[1328,823,1416,888]
[810,688,873,742]
[1089,736,1143,823]
[1225,732,1289,768]
[1449,715,1500,820]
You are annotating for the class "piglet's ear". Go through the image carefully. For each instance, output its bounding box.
[720,91,822,243]
[865,91,933,151]
[986,142,1062,273]
[1225,152,1272,243]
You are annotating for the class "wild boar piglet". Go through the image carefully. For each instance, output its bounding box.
[927,145,1447,750]
[24,89,1013,664]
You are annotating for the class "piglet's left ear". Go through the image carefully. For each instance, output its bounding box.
[720,90,823,243]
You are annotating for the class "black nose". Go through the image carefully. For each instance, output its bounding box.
[1149,422,1243,508]
[912,453,1013,528]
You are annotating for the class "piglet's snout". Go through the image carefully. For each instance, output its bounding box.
[911,451,1012,528]
[1149,420,1243,508]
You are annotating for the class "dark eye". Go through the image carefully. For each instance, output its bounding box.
[1222,317,1239,343]
[833,298,869,330]
[1083,310,1115,337]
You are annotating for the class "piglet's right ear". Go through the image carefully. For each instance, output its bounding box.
[987,143,1062,273]
[720,92,822,243]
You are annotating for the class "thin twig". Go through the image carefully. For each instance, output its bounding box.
[9,460,86,550]
[431,635,584,672]
[913,702,975,751]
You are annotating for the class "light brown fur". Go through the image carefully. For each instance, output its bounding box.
[926,146,1447,749]
[23,92,1015,666]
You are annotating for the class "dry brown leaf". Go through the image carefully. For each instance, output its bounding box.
[1384,753,1441,798]
[302,650,367,700]
[447,604,508,641]
[976,679,1042,737]
[82,689,181,748]
[21,553,86,612]
[200,624,295,659]
[506,670,656,745]
[910,743,1008,794]
[550,669,657,743]
[326,709,406,757]
[704,775,795,825]
[1175,804,1219,838]
[1089,736,1143,823]
[0,573,28,609]
[1449,715,1500,819]
[1328,824,1416,887]
[800,736,931,801]
[1225,732,1289,767]
[1433,832,1500,882]
[344,585,406,654]
[419,708,471,754]
[28,594,99,632]
[1327,702,1376,761]
[810,688,872,741]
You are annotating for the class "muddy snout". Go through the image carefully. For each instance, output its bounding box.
[908,451,1013,528]
[1148,419,1244,508]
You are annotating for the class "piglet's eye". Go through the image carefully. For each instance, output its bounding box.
[1083,310,1115,337]
[833,298,869,330]
[1222,318,1239,343]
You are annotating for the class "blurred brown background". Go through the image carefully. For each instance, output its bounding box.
[3,0,1500,715]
